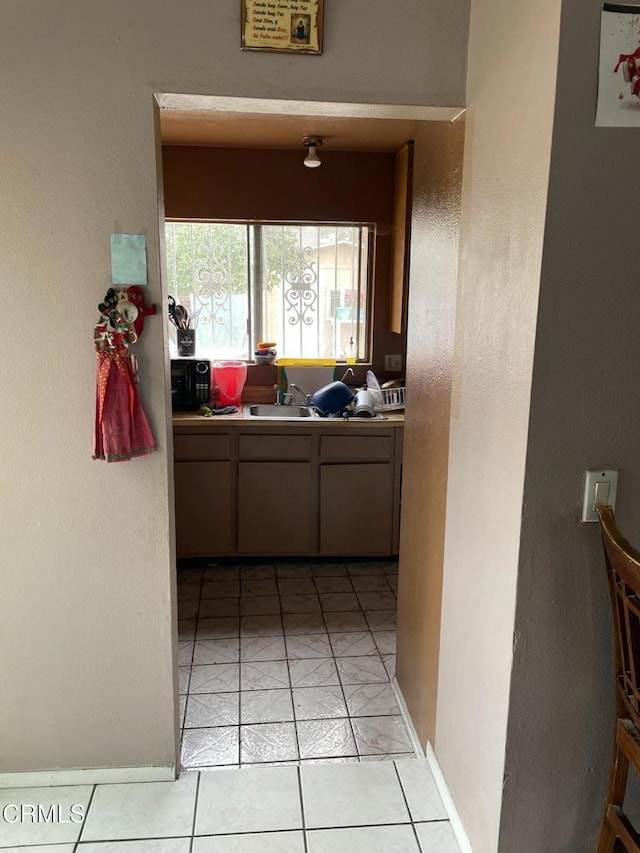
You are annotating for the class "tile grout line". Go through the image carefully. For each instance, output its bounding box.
[236,568,246,768]
[329,598,399,761]
[196,818,435,838]
[189,770,201,850]
[276,563,307,768]
[241,563,284,767]
[190,568,237,766]
[278,579,304,767]
[324,561,364,763]
[244,563,284,766]
[392,759,424,851]
[294,581,361,762]
[183,709,406,726]
[180,567,206,748]
[276,564,300,763]
[296,763,310,853]
[77,833,193,845]
[334,564,389,764]
[73,782,96,849]
[235,562,246,770]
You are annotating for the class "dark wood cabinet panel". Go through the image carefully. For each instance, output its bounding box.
[239,434,312,460]
[320,434,392,460]
[238,462,314,555]
[174,461,234,556]
[320,463,394,555]
[174,434,230,460]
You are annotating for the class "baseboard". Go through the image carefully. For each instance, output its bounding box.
[391,675,426,758]
[426,742,474,853]
[0,765,177,789]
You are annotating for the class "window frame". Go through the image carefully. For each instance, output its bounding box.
[165,218,376,364]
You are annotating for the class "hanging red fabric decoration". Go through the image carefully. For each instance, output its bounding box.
[93,288,156,463]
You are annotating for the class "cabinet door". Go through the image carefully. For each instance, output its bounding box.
[174,461,234,557]
[320,463,394,556]
[238,462,314,555]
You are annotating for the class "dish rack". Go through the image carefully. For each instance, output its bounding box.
[372,386,406,412]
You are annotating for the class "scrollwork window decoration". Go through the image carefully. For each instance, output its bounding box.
[188,232,233,330]
[283,245,318,327]
[192,255,231,328]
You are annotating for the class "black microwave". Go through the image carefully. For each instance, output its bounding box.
[170,359,210,410]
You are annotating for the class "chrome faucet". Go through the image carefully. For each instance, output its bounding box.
[340,367,356,383]
[288,383,311,405]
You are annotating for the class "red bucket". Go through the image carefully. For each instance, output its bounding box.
[212,360,247,407]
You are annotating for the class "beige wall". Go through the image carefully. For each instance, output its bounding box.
[396,119,465,747]
[0,0,468,777]
[499,0,640,847]
[433,0,562,850]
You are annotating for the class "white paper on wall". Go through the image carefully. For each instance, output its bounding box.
[596,3,640,126]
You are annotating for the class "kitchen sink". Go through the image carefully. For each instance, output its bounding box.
[248,404,316,419]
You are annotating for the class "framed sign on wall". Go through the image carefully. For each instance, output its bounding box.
[241,0,324,54]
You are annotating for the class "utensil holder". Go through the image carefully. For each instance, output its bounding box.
[177,328,196,357]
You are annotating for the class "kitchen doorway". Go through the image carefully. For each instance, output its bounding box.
[155,93,464,769]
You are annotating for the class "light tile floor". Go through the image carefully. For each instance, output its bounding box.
[177,559,413,768]
[0,760,461,852]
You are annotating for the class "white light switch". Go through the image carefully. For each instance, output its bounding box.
[593,481,610,506]
[582,469,618,522]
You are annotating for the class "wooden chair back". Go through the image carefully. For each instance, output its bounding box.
[598,505,640,730]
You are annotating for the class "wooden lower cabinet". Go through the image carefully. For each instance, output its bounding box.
[238,462,314,555]
[174,461,233,556]
[320,463,394,555]
[173,423,402,558]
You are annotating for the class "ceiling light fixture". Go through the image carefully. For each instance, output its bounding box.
[303,135,323,169]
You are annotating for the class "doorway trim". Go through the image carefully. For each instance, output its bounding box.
[156,92,463,123]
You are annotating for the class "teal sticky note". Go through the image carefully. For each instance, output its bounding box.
[111,234,147,285]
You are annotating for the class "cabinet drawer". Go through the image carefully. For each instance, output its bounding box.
[174,434,231,461]
[320,434,392,461]
[239,434,312,460]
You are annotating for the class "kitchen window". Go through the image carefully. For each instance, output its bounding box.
[165,220,374,361]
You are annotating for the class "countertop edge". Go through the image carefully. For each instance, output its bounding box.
[173,407,404,429]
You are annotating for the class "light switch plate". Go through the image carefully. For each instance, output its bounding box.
[581,469,618,522]
[384,354,403,372]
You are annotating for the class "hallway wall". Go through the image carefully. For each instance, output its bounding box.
[433,0,562,850]
[396,119,465,747]
[0,0,469,777]
[499,0,640,847]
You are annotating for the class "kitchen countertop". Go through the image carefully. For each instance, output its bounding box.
[173,406,404,428]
